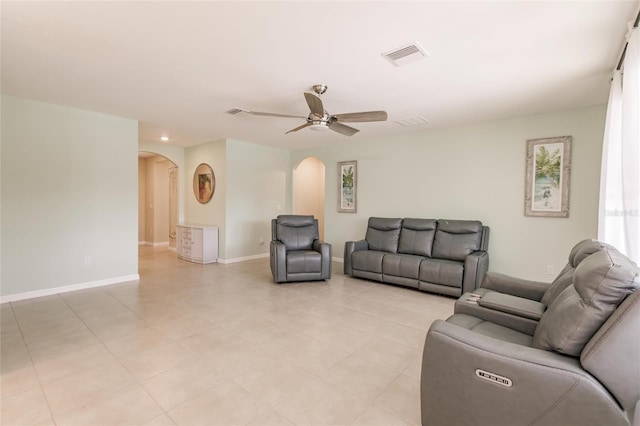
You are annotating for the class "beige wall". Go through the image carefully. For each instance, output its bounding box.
[138,158,147,242]
[293,157,326,239]
[292,105,607,282]
[140,156,173,245]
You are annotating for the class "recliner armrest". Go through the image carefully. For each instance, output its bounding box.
[422,320,629,426]
[343,239,368,275]
[313,239,332,280]
[270,241,287,283]
[463,250,489,293]
[480,271,550,301]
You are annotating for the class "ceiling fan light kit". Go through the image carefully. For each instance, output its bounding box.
[231,84,388,137]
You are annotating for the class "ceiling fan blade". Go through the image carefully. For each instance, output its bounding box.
[329,121,359,137]
[285,122,311,134]
[248,111,307,119]
[304,92,324,116]
[332,111,388,122]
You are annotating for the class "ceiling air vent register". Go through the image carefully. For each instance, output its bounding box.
[382,42,429,67]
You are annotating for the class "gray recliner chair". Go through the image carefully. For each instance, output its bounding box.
[454,239,604,335]
[270,215,331,283]
[421,241,640,426]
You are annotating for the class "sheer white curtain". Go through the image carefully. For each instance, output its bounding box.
[599,26,640,263]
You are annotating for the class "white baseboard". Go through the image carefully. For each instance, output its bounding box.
[139,241,170,247]
[218,253,269,264]
[332,256,344,263]
[0,274,140,304]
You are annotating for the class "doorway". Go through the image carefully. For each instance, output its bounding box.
[138,152,179,250]
[293,157,326,239]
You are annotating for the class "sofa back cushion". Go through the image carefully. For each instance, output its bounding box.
[398,218,437,257]
[432,220,483,261]
[275,215,318,251]
[365,217,402,253]
[541,239,604,306]
[533,242,639,357]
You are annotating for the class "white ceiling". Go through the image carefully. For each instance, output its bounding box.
[2,1,638,150]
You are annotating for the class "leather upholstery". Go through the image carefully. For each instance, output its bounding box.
[422,241,639,426]
[432,220,483,261]
[533,242,639,356]
[344,217,490,297]
[453,239,613,332]
[365,217,402,253]
[269,215,331,283]
[398,218,436,257]
[275,215,317,251]
[581,291,640,418]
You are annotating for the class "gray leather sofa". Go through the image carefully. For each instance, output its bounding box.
[270,215,331,283]
[344,217,489,297]
[421,240,640,426]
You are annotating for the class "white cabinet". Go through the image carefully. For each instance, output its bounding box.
[176,224,218,264]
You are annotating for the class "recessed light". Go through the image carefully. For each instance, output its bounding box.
[160,136,169,142]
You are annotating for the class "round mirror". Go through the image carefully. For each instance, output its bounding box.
[193,163,215,204]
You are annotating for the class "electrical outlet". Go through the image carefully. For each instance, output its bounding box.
[546,265,555,275]
[259,237,264,246]
[84,256,92,266]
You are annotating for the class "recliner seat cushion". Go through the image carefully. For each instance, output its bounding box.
[365,217,402,253]
[286,250,322,274]
[276,215,317,251]
[533,243,640,356]
[398,218,436,257]
[420,258,464,287]
[432,220,483,261]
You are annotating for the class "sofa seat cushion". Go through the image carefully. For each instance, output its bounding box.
[398,218,436,257]
[352,250,385,274]
[420,258,464,288]
[447,313,534,347]
[382,253,423,279]
[286,250,321,274]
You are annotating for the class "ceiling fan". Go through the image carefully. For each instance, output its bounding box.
[230,84,387,136]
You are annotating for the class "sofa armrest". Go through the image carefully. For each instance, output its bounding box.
[480,271,550,301]
[343,239,368,275]
[421,320,629,426]
[313,240,332,279]
[270,241,287,283]
[462,250,489,294]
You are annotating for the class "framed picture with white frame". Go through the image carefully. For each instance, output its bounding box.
[338,160,357,213]
[524,136,572,217]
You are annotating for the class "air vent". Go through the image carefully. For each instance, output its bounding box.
[382,42,429,67]
[226,108,247,115]
[395,116,429,127]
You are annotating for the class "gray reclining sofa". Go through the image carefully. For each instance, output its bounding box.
[344,217,489,297]
[421,240,640,426]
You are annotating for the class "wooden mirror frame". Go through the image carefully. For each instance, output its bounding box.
[193,163,215,204]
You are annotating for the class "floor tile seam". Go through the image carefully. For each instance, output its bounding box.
[371,373,421,426]
[52,380,163,425]
[347,349,416,378]
[4,300,58,424]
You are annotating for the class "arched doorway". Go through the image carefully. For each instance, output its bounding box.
[138,152,179,250]
[293,157,326,239]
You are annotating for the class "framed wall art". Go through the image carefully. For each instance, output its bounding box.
[524,136,572,217]
[338,160,357,213]
[193,163,215,204]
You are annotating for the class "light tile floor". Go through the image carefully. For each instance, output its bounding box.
[1,246,455,425]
